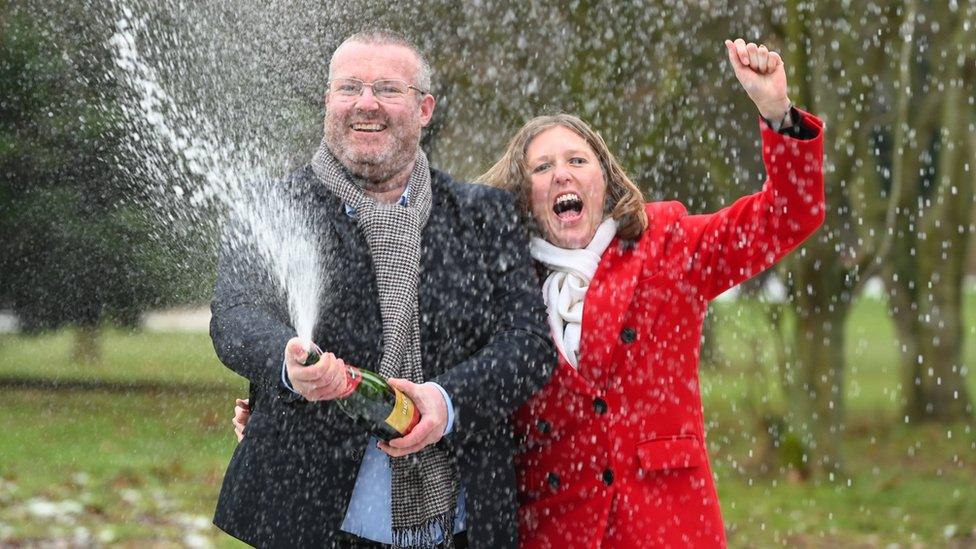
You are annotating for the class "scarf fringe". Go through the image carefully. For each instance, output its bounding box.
[392,514,456,549]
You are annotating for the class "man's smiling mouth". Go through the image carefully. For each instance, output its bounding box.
[351,122,385,132]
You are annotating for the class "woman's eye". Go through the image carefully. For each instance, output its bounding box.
[532,163,550,173]
[569,157,587,165]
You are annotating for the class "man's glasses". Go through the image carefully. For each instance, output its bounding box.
[328,78,428,102]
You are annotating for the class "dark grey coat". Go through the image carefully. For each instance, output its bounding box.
[210,165,555,548]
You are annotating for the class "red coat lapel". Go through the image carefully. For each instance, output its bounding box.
[577,237,645,386]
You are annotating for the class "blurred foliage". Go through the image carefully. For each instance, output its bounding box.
[421,0,765,212]
[0,1,213,344]
[0,4,124,324]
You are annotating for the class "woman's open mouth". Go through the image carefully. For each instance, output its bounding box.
[553,192,584,221]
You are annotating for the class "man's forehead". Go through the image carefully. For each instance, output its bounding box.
[330,42,420,79]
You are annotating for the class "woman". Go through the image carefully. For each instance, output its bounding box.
[481,37,822,548]
[233,38,824,548]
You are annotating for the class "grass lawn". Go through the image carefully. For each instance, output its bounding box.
[0,330,237,389]
[1,295,974,546]
[0,331,247,546]
[704,393,975,547]
[0,388,244,546]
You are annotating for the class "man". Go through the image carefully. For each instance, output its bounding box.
[210,29,555,548]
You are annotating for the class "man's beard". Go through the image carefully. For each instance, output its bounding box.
[323,112,421,187]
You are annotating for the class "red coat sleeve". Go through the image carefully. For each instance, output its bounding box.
[668,109,825,300]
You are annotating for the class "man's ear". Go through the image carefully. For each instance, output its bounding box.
[419,94,436,127]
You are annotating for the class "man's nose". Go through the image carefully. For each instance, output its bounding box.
[353,87,380,110]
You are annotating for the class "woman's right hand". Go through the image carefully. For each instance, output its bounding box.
[724,38,791,122]
[232,398,250,442]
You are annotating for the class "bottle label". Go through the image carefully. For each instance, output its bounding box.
[385,387,420,436]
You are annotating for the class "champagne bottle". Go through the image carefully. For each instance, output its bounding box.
[301,344,420,442]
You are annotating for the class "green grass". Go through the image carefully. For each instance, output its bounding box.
[0,295,974,546]
[0,329,236,388]
[703,292,976,416]
[0,387,247,546]
[699,293,976,546]
[0,329,247,546]
[703,393,976,546]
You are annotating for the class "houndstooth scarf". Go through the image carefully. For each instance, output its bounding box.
[311,139,458,548]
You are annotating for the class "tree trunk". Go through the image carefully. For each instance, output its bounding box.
[905,63,974,421]
[887,5,975,423]
[910,315,973,420]
[71,324,101,364]
[770,0,869,481]
[786,274,850,478]
[895,235,973,422]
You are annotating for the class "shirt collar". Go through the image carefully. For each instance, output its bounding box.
[344,184,411,219]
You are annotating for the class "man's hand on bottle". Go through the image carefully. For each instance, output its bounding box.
[284,337,349,401]
[377,379,448,458]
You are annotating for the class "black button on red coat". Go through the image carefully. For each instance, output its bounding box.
[620,327,636,343]
[547,472,560,490]
[536,419,551,434]
[593,398,608,415]
[602,468,614,486]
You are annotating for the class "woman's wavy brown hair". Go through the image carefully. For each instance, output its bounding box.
[475,113,648,241]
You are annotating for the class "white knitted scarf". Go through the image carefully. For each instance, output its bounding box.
[529,218,618,368]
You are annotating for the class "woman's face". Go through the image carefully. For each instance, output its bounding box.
[526,125,608,249]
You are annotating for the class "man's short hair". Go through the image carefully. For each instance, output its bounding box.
[329,29,432,93]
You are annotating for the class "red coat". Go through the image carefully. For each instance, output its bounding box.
[514,111,825,548]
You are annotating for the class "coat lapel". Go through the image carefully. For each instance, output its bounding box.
[324,200,363,253]
[577,237,645,386]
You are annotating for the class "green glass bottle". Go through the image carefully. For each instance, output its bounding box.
[302,344,420,442]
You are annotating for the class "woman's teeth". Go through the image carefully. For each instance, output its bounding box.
[553,193,583,216]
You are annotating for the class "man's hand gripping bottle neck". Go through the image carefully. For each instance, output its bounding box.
[301,344,420,441]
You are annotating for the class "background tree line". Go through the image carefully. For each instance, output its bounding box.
[0,0,972,484]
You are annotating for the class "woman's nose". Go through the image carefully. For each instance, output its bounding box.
[552,164,573,184]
